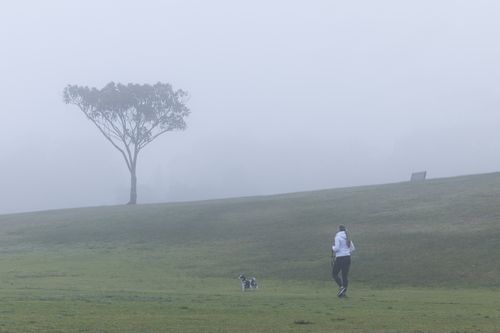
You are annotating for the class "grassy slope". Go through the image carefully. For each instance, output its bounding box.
[1,173,500,332]
[1,172,500,288]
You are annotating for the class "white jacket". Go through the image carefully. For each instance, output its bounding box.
[332,231,355,257]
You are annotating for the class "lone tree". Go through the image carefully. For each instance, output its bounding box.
[63,82,190,205]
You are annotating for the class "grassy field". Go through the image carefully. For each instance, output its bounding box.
[1,172,500,332]
[1,279,499,332]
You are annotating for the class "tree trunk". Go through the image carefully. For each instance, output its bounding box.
[128,167,137,205]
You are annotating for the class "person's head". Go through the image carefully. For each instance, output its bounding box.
[338,224,351,246]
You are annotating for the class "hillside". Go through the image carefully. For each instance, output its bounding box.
[1,172,500,288]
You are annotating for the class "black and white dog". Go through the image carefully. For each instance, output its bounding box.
[239,274,258,292]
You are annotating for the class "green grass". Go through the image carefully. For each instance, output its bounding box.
[0,276,499,332]
[1,172,500,332]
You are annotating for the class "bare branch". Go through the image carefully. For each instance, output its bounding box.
[76,104,132,171]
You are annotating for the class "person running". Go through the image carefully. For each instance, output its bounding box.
[331,224,355,298]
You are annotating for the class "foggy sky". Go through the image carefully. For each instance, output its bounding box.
[1,0,500,214]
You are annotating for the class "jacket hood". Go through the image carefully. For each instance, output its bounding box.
[337,230,347,239]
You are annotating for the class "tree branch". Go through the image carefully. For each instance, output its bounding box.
[77,104,132,172]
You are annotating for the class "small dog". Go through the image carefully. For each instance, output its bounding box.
[239,274,258,292]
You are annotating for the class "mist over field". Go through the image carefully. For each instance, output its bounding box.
[2,0,500,214]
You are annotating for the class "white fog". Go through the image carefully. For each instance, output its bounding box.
[1,0,500,213]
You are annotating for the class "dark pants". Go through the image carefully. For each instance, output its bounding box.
[332,255,351,289]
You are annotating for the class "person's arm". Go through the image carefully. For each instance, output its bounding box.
[332,234,339,253]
